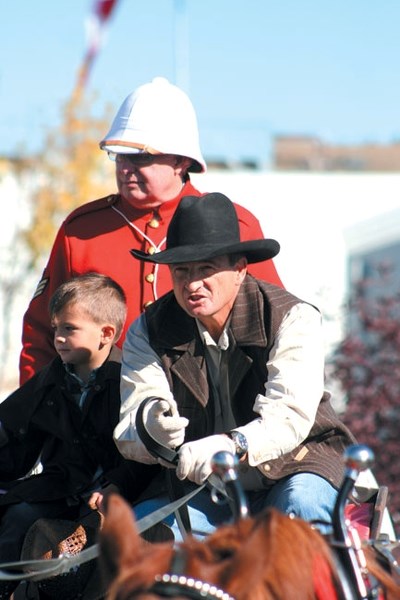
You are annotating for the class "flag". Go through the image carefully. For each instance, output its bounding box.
[76,0,119,92]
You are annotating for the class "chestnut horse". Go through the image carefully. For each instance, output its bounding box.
[98,494,400,600]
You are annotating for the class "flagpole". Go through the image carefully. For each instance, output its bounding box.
[173,0,190,93]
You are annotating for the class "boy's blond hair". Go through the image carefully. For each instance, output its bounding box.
[49,273,127,342]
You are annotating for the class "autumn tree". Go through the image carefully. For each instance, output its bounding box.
[0,91,115,390]
[328,261,400,526]
[22,91,114,264]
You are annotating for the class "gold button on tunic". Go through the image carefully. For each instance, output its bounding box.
[148,218,160,229]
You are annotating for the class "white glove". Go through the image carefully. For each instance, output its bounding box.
[145,398,188,449]
[176,435,236,485]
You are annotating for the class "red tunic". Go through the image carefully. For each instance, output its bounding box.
[19,181,283,384]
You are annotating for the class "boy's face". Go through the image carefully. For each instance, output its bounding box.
[51,303,105,366]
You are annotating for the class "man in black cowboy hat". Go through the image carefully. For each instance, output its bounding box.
[114,192,355,539]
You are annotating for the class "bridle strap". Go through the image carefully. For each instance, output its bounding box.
[145,533,236,599]
[151,574,235,600]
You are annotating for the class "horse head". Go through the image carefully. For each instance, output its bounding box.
[99,443,400,600]
[99,493,343,600]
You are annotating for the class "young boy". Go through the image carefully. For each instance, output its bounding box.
[0,272,154,596]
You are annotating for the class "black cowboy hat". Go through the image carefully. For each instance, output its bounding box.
[130,192,280,264]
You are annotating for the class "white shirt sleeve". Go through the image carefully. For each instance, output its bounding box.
[114,303,326,469]
[235,302,326,466]
[114,314,174,463]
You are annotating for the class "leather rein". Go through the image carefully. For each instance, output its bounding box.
[133,398,237,600]
[0,398,237,600]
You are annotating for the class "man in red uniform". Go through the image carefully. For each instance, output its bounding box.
[20,77,283,384]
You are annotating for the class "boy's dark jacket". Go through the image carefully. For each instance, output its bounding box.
[0,354,158,507]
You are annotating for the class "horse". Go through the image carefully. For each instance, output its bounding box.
[98,492,400,600]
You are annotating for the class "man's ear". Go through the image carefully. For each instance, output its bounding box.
[174,156,192,174]
[236,257,248,285]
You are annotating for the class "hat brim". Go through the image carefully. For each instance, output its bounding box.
[100,141,204,173]
[130,239,280,265]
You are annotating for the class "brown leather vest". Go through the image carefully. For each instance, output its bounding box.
[145,275,355,489]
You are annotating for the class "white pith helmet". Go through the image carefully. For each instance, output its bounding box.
[100,77,206,173]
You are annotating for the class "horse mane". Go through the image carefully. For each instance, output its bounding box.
[99,494,343,600]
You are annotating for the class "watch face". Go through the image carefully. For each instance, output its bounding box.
[231,431,248,457]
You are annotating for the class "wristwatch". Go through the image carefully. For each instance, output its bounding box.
[227,430,248,459]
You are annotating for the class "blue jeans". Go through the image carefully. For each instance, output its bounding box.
[133,472,338,542]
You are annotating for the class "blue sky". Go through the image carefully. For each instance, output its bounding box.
[2,0,400,165]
